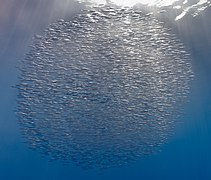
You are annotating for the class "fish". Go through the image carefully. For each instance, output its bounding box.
[16,4,194,170]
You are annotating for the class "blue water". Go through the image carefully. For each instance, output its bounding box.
[0,0,211,179]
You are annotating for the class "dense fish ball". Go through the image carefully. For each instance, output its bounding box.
[17,5,193,169]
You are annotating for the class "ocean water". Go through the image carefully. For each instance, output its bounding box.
[0,0,211,179]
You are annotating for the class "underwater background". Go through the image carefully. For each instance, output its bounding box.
[0,0,211,179]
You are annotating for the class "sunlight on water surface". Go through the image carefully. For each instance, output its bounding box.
[78,0,211,20]
[79,0,181,7]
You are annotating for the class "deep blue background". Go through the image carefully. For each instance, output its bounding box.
[0,0,211,179]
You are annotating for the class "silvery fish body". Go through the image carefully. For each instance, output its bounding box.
[17,5,193,169]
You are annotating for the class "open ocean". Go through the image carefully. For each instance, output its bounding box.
[0,0,211,179]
